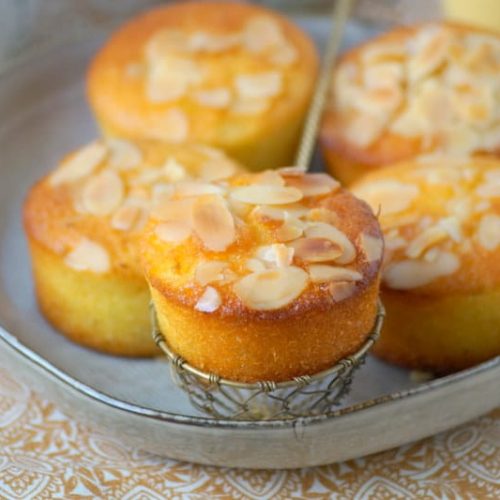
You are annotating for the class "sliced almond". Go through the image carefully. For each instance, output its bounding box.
[194,261,228,286]
[131,167,164,186]
[307,208,340,226]
[188,32,240,53]
[110,205,142,232]
[192,196,235,252]
[359,233,384,263]
[246,258,267,273]
[154,108,189,143]
[253,170,285,187]
[199,157,238,181]
[175,181,225,198]
[329,281,357,302]
[308,265,362,283]
[155,221,191,244]
[151,198,194,224]
[235,72,283,100]
[243,16,284,53]
[233,267,308,311]
[344,113,387,148]
[82,170,124,216]
[151,183,175,206]
[256,244,294,268]
[305,223,356,264]
[284,173,340,197]
[163,157,187,182]
[270,43,298,66]
[353,180,420,216]
[383,251,459,290]
[405,225,448,259]
[64,239,110,274]
[476,214,500,251]
[231,185,302,205]
[195,286,221,313]
[107,139,142,170]
[145,29,189,61]
[290,237,343,263]
[276,215,304,242]
[193,88,231,109]
[50,142,107,186]
[476,182,500,199]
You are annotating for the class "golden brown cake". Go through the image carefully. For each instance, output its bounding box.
[321,22,500,185]
[23,138,241,356]
[87,1,319,171]
[141,168,383,382]
[352,156,500,372]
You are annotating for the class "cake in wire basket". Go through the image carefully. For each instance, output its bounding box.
[352,156,500,373]
[87,1,319,171]
[141,168,384,383]
[23,138,241,356]
[321,22,500,184]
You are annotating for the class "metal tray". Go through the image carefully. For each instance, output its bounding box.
[0,13,498,469]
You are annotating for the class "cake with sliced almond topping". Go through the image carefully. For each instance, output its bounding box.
[321,22,500,184]
[141,168,383,382]
[352,156,500,372]
[23,138,241,356]
[87,1,318,171]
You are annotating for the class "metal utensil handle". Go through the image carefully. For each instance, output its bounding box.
[294,0,354,170]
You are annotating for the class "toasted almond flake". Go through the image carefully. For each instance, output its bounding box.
[383,251,459,290]
[233,267,308,310]
[199,157,238,181]
[475,200,491,213]
[243,16,284,53]
[476,214,500,251]
[194,261,228,286]
[151,198,194,224]
[408,27,452,82]
[361,43,406,65]
[155,108,189,142]
[64,239,110,273]
[364,62,403,89]
[276,215,304,242]
[188,32,240,53]
[284,173,340,197]
[354,85,402,116]
[131,167,164,186]
[82,170,124,216]
[235,72,283,100]
[193,88,231,108]
[251,205,286,222]
[354,180,420,216]
[344,113,387,148]
[107,139,142,170]
[476,181,500,198]
[256,244,294,268]
[306,208,340,226]
[305,223,356,264]
[277,166,306,176]
[308,265,362,283]
[151,183,174,205]
[145,29,189,61]
[246,258,267,273]
[329,281,357,302]
[110,205,142,232]
[405,225,449,259]
[359,233,383,263]
[270,43,298,66]
[195,286,221,313]
[290,237,343,263]
[231,185,302,205]
[192,196,235,252]
[163,157,187,182]
[437,216,462,242]
[253,170,286,187]
[175,181,225,198]
[155,221,191,244]
[231,97,271,115]
[50,142,107,186]
[423,247,440,263]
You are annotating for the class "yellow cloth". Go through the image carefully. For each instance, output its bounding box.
[0,367,498,498]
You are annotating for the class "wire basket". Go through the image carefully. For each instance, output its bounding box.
[151,301,385,420]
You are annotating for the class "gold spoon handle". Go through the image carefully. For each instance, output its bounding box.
[294,0,354,170]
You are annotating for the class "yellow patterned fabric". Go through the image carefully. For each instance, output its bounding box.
[0,367,498,498]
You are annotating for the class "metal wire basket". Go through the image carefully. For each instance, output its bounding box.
[151,302,385,420]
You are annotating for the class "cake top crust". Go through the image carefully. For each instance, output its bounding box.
[87,1,318,145]
[352,156,500,294]
[23,139,241,277]
[141,168,383,316]
[323,22,500,165]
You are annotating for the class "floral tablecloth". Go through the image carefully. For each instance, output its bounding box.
[0,367,498,499]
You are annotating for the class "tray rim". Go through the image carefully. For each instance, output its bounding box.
[1,321,498,429]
